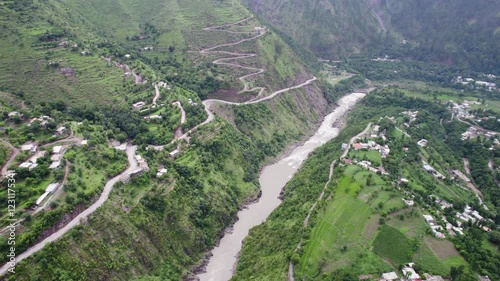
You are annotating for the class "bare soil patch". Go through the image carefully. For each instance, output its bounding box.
[425,236,460,259]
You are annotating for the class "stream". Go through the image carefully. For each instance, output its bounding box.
[196,92,366,281]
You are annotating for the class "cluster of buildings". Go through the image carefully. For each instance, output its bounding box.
[120,153,150,184]
[422,214,446,238]
[351,126,391,158]
[353,141,391,158]
[49,145,66,169]
[400,111,418,127]
[381,263,443,281]
[456,205,484,226]
[461,126,497,142]
[19,149,47,171]
[348,159,389,175]
[453,76,497,91]
[28,115,54,128]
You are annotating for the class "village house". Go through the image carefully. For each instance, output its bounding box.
[19,162,38,171]
[49,161,61,169]
[27,151,46,164]
[21,143,37,153]
[417,139,428,147]
[53,145,64,154]
[135,154,150,172]
[402,263,421,280]
[8,111,23,119]
[381,272,399,281]
[157,168,168,178]
[169,149,180,158]
[55,126,67,136]
[402,198,415,206]
[35,183,60,206]
[115,143,127,151]
[144,115,162,120]
[132,101,146,110]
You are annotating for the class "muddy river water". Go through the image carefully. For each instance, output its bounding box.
[197,92,366,281]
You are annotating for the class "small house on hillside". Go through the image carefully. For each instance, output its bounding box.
[56,126,67,136]
[169,149,179,158]
[132,101,146,110]
[381,272,399,281]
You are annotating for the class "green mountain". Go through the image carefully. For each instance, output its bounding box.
[242,0,500,73]
[0,0,345,280]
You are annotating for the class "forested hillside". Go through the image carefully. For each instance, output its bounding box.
[242,0,500,73]
[0,0,346,280]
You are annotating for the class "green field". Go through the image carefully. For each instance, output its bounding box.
[373,225,414,267]
[348,150,382,166]
[297,173,392,278]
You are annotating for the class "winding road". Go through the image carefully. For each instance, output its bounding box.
[340,123,373,159]
[0,139,19,177]
[201,17,267,97]
[0,16,318,276]
[0,145,138,276]
[153,17,318,150]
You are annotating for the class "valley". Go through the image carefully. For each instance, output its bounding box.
[0,0,499,281]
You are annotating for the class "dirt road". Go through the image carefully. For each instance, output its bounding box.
[0,145,138,276]
[0,139,19,177]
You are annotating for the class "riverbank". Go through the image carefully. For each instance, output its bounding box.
[195,92,365,281]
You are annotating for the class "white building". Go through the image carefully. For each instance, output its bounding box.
[132,101,146,110]
[36,192,50,206]
[53,145,63,154]
[402,266,421,280]
[49,161,61,169]
[157,168,168,178]
[169,149,179,158]
[417,139,428,147]
[381,272,399,281]
[45,183,60,194]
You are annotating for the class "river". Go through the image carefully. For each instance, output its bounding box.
[196,92,366,281]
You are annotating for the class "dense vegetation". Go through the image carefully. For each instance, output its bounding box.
[242,0,500,74]
[234,90,498,280]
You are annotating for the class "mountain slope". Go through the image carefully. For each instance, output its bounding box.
[242,0,500,73]
[0,1,340,280]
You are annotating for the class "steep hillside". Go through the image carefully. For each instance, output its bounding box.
[0,0,316,107]
[0,1,345,280]
[242,0,500,73]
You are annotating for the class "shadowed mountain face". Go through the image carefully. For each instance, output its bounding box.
[242,0,500,73]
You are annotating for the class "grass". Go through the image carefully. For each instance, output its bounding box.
[413,242,450,276]
[387,209,429,238]
[400,88,500,112]
[0,142,12,167]
[372,225,414,267]
[298,172,392,278]
[349,150,382,166]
